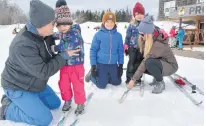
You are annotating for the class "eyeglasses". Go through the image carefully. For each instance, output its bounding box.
[52,19,57,26]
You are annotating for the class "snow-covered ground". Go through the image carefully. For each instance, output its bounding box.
[0,22,204,126]
[183,47,204,52]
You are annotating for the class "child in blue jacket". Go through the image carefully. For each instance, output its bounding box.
[87,12,124,89]
[177,27,185,50]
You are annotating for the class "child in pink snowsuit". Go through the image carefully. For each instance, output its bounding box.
[52,1,86,115]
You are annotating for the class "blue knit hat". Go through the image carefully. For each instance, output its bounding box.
[137,15,155,34]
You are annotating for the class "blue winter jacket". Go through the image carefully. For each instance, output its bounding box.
[177,29,185,40]
[124,21,140,47]
[90,27,124,65]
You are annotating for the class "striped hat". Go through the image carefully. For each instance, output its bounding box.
[55,5,73,26]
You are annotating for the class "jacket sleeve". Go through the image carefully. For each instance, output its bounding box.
[52,40,65,52]
[124,24,132,45]
[118,34,124,64]
[90,34,100,65]
[15,44,66,80]
[79,33,84,57]
[74,24,84,56]
[75,24,82,33]
[169,29,174,36]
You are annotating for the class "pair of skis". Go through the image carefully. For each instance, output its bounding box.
[57,92,94,126]
[119,73,204,106]
[169,74,204,106]
[119,74,145,104]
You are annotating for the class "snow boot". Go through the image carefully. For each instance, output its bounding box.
[149,78,156,86]
[75,104,85,115]
[62,100,72,111]
[0,95,12,120]
[152,81,165,94]
[85,69,91,83]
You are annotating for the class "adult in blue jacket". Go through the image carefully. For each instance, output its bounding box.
[177,27,185,50]
[89,12,124,89]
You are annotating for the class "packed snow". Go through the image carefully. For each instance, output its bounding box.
[183,47,204,52]
[0,22,204,126]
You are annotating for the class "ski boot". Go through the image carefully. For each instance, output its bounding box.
[0,95,12,120]
[62,100,72,112]
[75,104,85,115]
[149,78,156,86]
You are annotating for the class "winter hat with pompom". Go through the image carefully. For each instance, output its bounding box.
[55,0,73,26]
[133,2,145,17]
[56,0,67,8]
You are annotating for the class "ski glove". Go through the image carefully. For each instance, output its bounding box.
[124,44,129,56]
[91,65,97,78]
[118,64,123,78]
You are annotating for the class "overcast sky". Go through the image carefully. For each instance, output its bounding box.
[10,0,159,18]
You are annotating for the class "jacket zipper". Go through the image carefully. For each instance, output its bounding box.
[108,31,112,64]
[44,41,52,57]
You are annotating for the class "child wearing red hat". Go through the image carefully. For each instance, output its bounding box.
[124,2,145,85]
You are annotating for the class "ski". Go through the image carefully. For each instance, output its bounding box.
[118,89,131,104]
[119,74,145,103]
[168,76,203,106]
[57,108,73,126]
[70,92,94,126]
[139,74,145,97]
[173,73,204,95]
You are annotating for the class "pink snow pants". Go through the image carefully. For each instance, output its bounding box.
[59,64,86,104]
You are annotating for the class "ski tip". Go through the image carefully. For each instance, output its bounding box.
[70,119,78,126]
[195,101,203,106]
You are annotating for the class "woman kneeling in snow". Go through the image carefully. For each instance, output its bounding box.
[127,15,178,94]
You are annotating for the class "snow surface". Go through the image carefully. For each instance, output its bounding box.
[183,47,204,52]
[0,22,204,126]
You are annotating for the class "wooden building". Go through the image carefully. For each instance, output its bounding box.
[158,0,204,48]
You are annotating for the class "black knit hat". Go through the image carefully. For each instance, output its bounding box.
[56,0,67,8]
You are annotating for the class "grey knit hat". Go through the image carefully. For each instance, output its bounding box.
[29,0,55,28]
[137,15,155,34]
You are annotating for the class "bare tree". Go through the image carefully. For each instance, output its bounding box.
[0,0,27,25]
